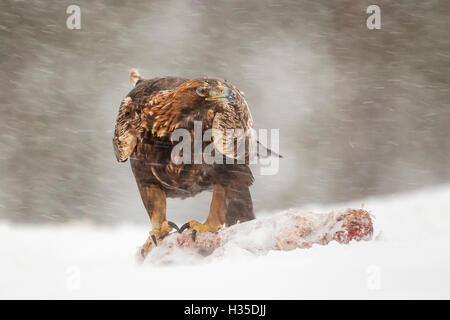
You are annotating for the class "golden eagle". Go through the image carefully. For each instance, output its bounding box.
[113,70,278,257]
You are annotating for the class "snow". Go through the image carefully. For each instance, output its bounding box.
[1,185,450,299]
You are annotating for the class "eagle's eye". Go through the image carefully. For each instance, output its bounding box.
[195,86,209,97]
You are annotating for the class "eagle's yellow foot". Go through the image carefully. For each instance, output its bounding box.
[179,220,222,241]
[140,221,179,258]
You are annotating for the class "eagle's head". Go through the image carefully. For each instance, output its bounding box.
[172,79,237,105]
[195,81,236,103]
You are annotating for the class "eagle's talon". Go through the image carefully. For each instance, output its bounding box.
[168,221,181,233]
[151,234,158,247]
[179,220,221,242]
[141,220,174,256]
[179,222,191,234]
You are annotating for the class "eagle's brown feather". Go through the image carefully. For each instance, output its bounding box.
[113,96,139,162]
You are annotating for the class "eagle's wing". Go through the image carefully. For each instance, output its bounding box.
[113,71,189,163]
[212,87,257,161]
[113,96,139,162]
[212,86,282,160]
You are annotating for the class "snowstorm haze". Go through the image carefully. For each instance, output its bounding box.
[0,0,449,224]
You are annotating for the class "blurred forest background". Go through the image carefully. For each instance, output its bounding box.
[0,0,449,224]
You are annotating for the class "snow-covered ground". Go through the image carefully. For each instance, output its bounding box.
[1,185,450,299]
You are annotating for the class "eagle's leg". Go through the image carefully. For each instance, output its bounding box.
[180,184,227,240]
[137,184,173,256]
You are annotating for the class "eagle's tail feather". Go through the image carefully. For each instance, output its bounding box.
[257,140,283,158]
[129,68,144,86]
[225,185,255,226]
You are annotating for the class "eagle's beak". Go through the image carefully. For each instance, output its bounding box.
[205,86,236,102]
